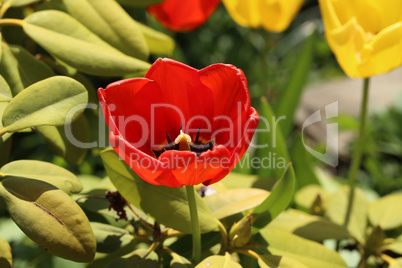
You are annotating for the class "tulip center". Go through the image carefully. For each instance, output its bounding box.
[152,128,214,158]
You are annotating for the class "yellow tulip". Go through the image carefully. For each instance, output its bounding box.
[222,0,305,33]
[319,0,402,78]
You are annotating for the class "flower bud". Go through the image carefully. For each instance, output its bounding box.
[229,212,253,248]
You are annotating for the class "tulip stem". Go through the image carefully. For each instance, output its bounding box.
[186,185,201,263]
[344,77,370,228]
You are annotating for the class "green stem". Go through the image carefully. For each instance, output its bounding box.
[344,77,370,228]
[185,185,201,263]
[0,18,24,27]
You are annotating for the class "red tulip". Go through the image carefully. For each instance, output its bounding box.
[147,0,221,32]
[98,58,259,187]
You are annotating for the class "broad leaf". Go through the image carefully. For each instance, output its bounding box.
[0,76,12,102]
[255,97,290,179]
[91,222,135,253]
[100,148,219,234]
[3,0,40,7]
[195,253,242,268]
[220,172,275,190]
[0,237,12,268]
[1,76,87,133]
[267,209,349,241]
[203,188,269,220]
[170,254,193,268]
[117,0,163,6]
[59,0,149,60]
[23,11,151,76]
[36,114,89,164]
[294,185,327,210]
[107,248,158,267]
[137,23,175,56]
[368,193,402,230]
[256,228,347,268]
[0,160,83,194]
[258,254,308,268]
[0,177,96,262]
[253,165,296,229]
[326,186,367,242]
[383,241,402,255]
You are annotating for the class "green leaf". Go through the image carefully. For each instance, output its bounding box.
[0,76,12,102]
[116,0,163,7]
[0,237,12,268]
[0,177,96,262]
[0,44,55,96]
[368,193,402,230]
[195,252,242,268]
[107,248,158,268]
[252,165,296,229]
[203,188,270,220]
[219,172,275,190]
[256,228,347,268]
[258,254,308,268]
[100,148,219,234]
[326,186,367,242]
[294,185,327,210]
[137,23,175,56]
[59,0,149,60]
[3,0,40,7]
[389,258,402,268]
[255,97,291,179]
[1,76,87,133]
[273,30,315,138]
[0,102,12,166]
[170,254,193,268]
[383,241,402,255]
[91,222,135,253]
[267,209,349,241]
[36,114,89,164]
[0,160,83,194]
[23,10,151,76]
[290,133,320,189]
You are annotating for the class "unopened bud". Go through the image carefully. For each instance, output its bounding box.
[229,212,253,248]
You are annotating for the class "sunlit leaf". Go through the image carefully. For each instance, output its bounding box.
[137,23,175,56]
[107,248,158,267]
[267,209,349,241]
[0,177,96,262]
[91,222,135,253]
[3,0,40,7]
[368,193,402,230]
[294,185,328,210]
[326,186,367,242]
[1,76,87,133]
[204,188,269,220]
[23,10,151,76]
[253,165,296,229]
[0,160,83,194]
[0,237,12,268]
[195,252,242,268]
[0,76,12,102]
[59,0,149,60]
[100,148,219,234]
[256,228,347,268]
[258,254,308,268]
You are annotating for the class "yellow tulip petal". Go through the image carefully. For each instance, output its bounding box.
[358,22,402,77]
[222,0,260,28]
[319,0,342,30]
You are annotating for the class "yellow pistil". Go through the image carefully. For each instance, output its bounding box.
[174,130,192,151]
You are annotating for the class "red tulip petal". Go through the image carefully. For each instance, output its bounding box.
[147,0,221,32]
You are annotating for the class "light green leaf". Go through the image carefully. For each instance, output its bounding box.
[256,228,347,268]
[36,114,89,164]
[59,0,149,60]
[23,10,151,76]
[203,188,269,220]
[0,76,12,102]
[326,186,367,242]
[137,23,175,56]
[383,241,402,255]
[196,252,242,268]
[3,0,40,7]
[170,254,193,268]
[258,254,308,268]
[0,160,83,194]
[294,185,328,210]
[253,165,296,229]
[219,172,275,190]
[1,76,87,133]
[0,237,12,268]
[107,248,158,268]
[389,258,402,268]
[0,177,96,262]
[255,97,291,179]
[117,0,163,7]
[273,30,316,138]
[267,209,349,241]
[91,222,135,253]
[0,43,24,95]
[100,148,219,234]
[0,103,12,166]
[368,193,402,230]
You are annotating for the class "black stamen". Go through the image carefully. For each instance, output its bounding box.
[179,124,183,131]
[195,128,200,143]
[166,132,172,144]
